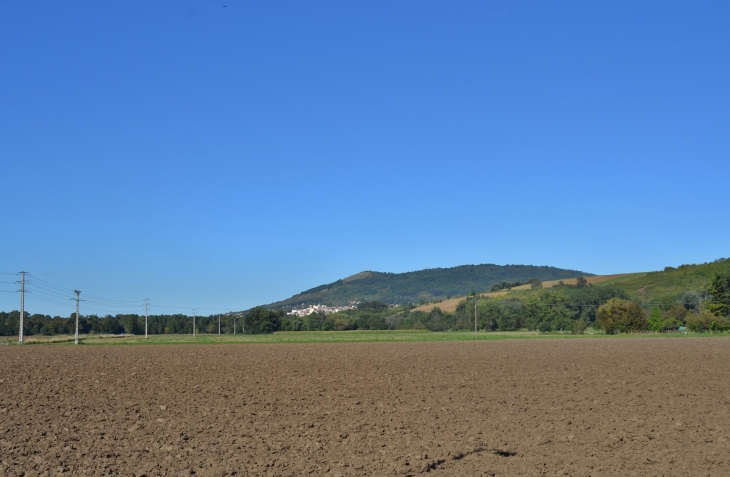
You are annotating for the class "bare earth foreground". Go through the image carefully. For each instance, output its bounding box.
[2,339,730,476]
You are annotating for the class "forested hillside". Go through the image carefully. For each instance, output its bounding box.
[269,264,593,308]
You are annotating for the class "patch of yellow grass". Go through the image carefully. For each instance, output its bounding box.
[410,291,507,313]
[409,274,642,313]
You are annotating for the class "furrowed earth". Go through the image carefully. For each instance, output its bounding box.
[1,338,729,476]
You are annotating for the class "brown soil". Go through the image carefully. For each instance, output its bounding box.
[2,338,729,476]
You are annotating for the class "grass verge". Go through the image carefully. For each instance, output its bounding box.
[2,329,729,346]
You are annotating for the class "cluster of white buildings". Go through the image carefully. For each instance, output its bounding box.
[287,303,357,317]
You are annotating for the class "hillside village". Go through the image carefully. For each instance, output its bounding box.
[287,303,358,317]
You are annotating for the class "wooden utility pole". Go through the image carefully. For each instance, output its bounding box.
[474,298,478,340]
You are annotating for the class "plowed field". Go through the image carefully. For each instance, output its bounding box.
[1,338,729,476]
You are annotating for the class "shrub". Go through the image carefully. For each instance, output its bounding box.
[572,318,586,335]
[662,317,682,331]
[647,308,664,332]
[663,304,688,325]
[686,310,729,333]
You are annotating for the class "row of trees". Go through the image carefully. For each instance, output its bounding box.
[3,270,729,337]
[0,312,242,337]
[597,297,729,334]
[1,298,727,337]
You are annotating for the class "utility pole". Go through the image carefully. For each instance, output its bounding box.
[193,309,196,336]
[233,316,236,335]
[74,290,81,345]
[18,271,27,344]
[474,298,478,340]
[218,314,221,335]
[144,298,149,339]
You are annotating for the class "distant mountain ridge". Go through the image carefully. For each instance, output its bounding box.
[268,264,594,309]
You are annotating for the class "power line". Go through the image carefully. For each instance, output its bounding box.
[27,287,75,300]
[150,303,242,311]
[5,273,247,314]
[27,285,75,300]
[24,294,75,308]
[81,300,143,307]
[28,288,144,309]
[25,276,145,310]
[26,275,74,293]
[31,280,140,305]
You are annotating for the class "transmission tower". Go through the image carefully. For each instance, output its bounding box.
[74,290,81,345]
[18,271,27,344]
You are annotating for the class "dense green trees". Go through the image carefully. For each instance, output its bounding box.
[357,301,389,310]
[707,270,730,317]
[596,298,647,333]
[243,307,282,334]
[0,311,244,337]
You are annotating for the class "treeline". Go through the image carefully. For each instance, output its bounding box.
[3,270,729,337]
[0,312,241,337]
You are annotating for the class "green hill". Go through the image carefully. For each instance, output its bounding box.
[269,264,593,309]
[610,257,730,304]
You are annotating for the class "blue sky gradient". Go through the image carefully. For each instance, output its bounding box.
[2,1,729,316]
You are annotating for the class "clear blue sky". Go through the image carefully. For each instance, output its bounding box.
[2,1,729,316]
